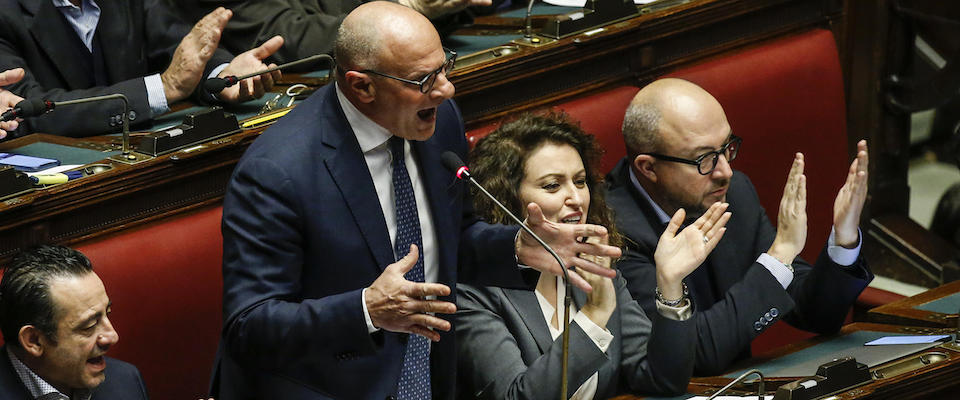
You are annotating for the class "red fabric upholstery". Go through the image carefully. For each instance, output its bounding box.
[467,29,889,356]
[466,86,640,174]
[75,206,224,400]
[665,29,851,356]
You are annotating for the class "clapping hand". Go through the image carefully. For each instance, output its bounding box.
[579,236,616,328]
[768,153,807,265]
[0,68,25,138]
[654,202,731,299]
[833,140,868,248]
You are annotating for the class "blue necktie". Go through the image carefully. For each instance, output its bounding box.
[390,137,431,400]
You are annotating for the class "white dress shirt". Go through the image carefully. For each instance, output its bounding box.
[534,274,613,400]
[336,84,440,333]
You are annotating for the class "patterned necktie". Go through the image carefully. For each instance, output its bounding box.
[390,136,431,400]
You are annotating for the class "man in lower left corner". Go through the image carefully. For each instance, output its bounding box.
[0,244,148,399]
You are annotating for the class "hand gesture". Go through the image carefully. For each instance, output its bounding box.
[579,236,616,328]
[654,202,730,299]
[399,0,493,19]
[516,203,622,293]
[365,245,457,341]
[768,153,807,265]
[217,36,284,103]
[833,140,868,248]
[161,7,232,103]
[0,68,25,138]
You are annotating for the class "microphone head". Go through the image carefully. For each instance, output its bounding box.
[441,151,470,179]
[17,98,50,118]
[203,77,230,94]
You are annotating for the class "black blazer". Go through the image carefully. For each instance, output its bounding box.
[216,83,525,399]
[606,158,873,376]
[163,0,361,68]
[454,271,695,399]
[0,346,149,399]
[0,0,233,137]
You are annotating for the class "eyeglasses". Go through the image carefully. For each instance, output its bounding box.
[358,48,457,93]
[642,135,742,175]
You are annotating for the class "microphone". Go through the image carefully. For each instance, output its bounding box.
[203,54,334,94]
[441,151,574,400]
[706,369,764,400]
[18,95,140,162]
[1,98,52,121]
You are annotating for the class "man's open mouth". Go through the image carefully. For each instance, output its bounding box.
[417,108,437,121]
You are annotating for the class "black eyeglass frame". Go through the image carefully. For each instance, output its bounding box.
[357,48,457,93]
[641,135,742,175]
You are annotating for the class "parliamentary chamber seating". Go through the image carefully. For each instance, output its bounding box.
[11,27,899,400]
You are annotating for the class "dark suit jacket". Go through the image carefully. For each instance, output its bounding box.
[454,270,695,399]
[0,346,149,399]
[216,83,524,399]
[164,0,360,68]
[0,0,232,137]
[606,158,873,376]
[163,0,496,68]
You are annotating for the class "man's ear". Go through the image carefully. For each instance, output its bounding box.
[343,71,375,103]
[632,154,658,183]
[18,325,46,357]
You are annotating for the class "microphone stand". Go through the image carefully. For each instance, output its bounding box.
[448,158,572,400]
[204,54,334,94]
[34,94,149,164]
[706,369,765,400]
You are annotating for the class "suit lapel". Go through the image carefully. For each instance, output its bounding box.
[503,284,555,355]
[320,87,395,271]
[22,0,95,88]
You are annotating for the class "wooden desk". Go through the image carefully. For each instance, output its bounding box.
[869,281,960,329]
[610,323,960,400]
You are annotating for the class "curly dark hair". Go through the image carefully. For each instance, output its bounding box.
[469,112,622,248]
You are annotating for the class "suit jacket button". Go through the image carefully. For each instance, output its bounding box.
[128,110,137,121]
[753,321,763,331]
[761,318,770,326]
[386,396,396,400]
[770,307,779,318]
[763,312,772,322]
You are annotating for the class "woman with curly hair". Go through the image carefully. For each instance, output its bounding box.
[455,112,731,399]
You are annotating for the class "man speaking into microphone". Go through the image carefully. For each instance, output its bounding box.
[0,1,283,138]
[216,2,621,398]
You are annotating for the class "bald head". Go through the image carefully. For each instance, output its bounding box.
[622,78,728,157]
[335,1,441,74]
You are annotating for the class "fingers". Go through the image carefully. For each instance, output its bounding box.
[564,268,592,293]
[250,36,284,61]
[694,202,724,231]
[405,296,456,314]
[525,202,545,227]
[705,211,731,240]
[387,244,420,275]
[0,68,24,86]
[660,208,683,237]
[406,281,451,298]
[567,255,616,279]
[469,0,493,5]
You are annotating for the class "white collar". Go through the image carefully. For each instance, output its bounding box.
[335,82,393,153]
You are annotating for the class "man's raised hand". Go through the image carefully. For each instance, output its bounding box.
[516,203,622,293]
[833,140,868,248]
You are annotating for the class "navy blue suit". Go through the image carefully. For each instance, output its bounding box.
[0,346,149,399]
[216,84,524,399]
[607,159,873,375]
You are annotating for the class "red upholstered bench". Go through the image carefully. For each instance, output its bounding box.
[466,28,904,356]
[76,206,224,400]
